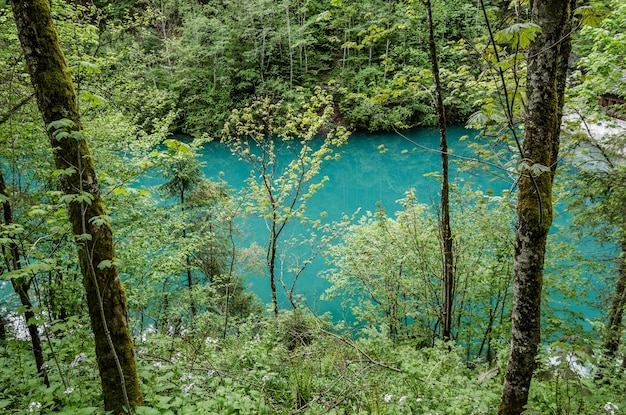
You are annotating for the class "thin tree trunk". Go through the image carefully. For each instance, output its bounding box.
[269,219,279,316]
[424,0,454,342]
[285,0,293,89]
[605,241,626,355]
[0,313,6,341]
[0,170,49,387]
[498,1,574,413]
[9,1,143,413]
[180,190,196,317]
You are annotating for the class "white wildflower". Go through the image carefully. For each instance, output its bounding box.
[39,362,48,370]
[180,373,193,382]
[604,402,618,415]
[416,398,423,402]
[153,361,162,369]
[262,375,270,382]
[399,396,407,405]
[70,353,87,368]
[384,394,393,403]
[28,402,42,413]
[207,369,215,378]
[205,336,218,345]
[180,383,195,394]
[64,387,74,394]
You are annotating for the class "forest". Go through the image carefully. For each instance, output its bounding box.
[0,0,625,414]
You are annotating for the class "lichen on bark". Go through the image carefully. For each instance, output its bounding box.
[498,0,576,414]
[9,0,143,412]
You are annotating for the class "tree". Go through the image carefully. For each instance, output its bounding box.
[422,0,454,342]
[0,169,49,387]
[222,88,349,315]
[323,188,515,354]
[157,138,204,317]
[9,1,143,413]
[498,0,576,413]
[566,0,626,358]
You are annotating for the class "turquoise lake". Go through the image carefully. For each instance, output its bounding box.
[174,126,513,318]
[0,126,607,325]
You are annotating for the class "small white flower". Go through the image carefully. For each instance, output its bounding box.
[180,383,195,394]
[28,401,42,413]
[262,375,270,382]
[416,398,423,402]
[205,336,219,345]
[604,402,618,415]
[180,373,193,382]
[399,396,407,405]
[40,362,48,370]
[384,394,393,403]
[64,387,74,394]
[70,353,87,368]
[153,361,162,369]
[207,369,215,378]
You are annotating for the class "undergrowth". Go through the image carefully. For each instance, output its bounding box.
[0,310,623,414]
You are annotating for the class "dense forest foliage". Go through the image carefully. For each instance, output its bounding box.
[1,0,625,413]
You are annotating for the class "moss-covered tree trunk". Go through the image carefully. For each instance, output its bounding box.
[498,0,575,414]
[605,241,626,356]
[9,1,143,413]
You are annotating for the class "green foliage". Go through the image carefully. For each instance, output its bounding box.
[324,186,516,356]
[2,0,624,413]
[222,88,350,313]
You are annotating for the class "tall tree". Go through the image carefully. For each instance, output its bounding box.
[222,89,348,315]
[498,0,576,413]
[567,0,626,358]
[9,1,143,413]
[157,138,204,317]
[423,0,454,342]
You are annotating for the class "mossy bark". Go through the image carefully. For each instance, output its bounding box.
[605,241,626,356]
[498,1,575,414]
[9,1,143,413]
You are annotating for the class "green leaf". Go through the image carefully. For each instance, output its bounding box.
[47,119,75,131]
[52,167,77,178]
[98,259,114,269]
[81,91,106,106]
[76,233,92,241]
[495,23,542,48]
[89,215,112,227]
[575,5,609,27]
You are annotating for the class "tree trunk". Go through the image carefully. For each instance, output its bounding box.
[0,170,49,387]
[0,313,6,341]
[9,1,143,413]
[285,0,293,89]
[424,0,454,342]
[605,241,626,356]
[498,1,575,413]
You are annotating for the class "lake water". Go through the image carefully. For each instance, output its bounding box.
[185,126,513,317]
[1,126,605,327]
